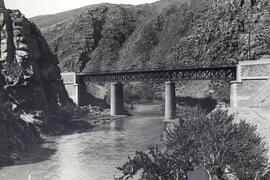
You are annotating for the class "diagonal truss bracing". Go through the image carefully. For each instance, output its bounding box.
[78,65,237,83]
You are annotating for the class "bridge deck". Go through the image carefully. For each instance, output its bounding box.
[78,65,237,82]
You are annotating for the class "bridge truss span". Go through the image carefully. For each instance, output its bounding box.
[62,64,237,119]
[78,65,237,82]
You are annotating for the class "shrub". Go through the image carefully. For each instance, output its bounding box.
[116,107,269,180]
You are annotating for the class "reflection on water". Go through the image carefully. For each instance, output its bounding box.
[0,104,164,180]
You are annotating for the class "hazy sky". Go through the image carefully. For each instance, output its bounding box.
[5,0,158,18]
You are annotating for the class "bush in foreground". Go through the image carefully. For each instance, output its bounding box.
[116,107,269,180]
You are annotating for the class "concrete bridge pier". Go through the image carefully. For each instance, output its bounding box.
[111,82,124,116]
[165,81,176,120]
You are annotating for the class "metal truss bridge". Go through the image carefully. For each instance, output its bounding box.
[77,65,237,82]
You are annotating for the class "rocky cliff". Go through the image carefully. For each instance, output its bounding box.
[0,8,74,165]
[31,0,270,73]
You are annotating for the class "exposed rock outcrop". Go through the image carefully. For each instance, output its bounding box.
[0,8,75,166]
[1,8,75,120]
[31,0,270,72]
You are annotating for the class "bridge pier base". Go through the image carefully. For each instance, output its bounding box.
[111,82,124,116]
[165,81,176,120]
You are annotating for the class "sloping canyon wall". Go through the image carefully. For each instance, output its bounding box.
[0,9,75,165]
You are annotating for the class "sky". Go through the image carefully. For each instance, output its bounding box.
[5,0,159,18]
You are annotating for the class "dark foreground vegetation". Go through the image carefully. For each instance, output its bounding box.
[116,107,270,180]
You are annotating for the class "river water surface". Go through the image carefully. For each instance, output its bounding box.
[0,103,165,180]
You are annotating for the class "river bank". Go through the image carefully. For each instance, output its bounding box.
[46,106,119,135]
[0,105,119,168]
[0,103,165,180]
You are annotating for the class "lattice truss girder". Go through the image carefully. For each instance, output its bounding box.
[79,67,236,83]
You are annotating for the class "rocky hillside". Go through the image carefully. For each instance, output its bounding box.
[0,8,74,165]
[31,0,270,73]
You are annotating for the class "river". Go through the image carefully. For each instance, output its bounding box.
[0,103,165,180]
